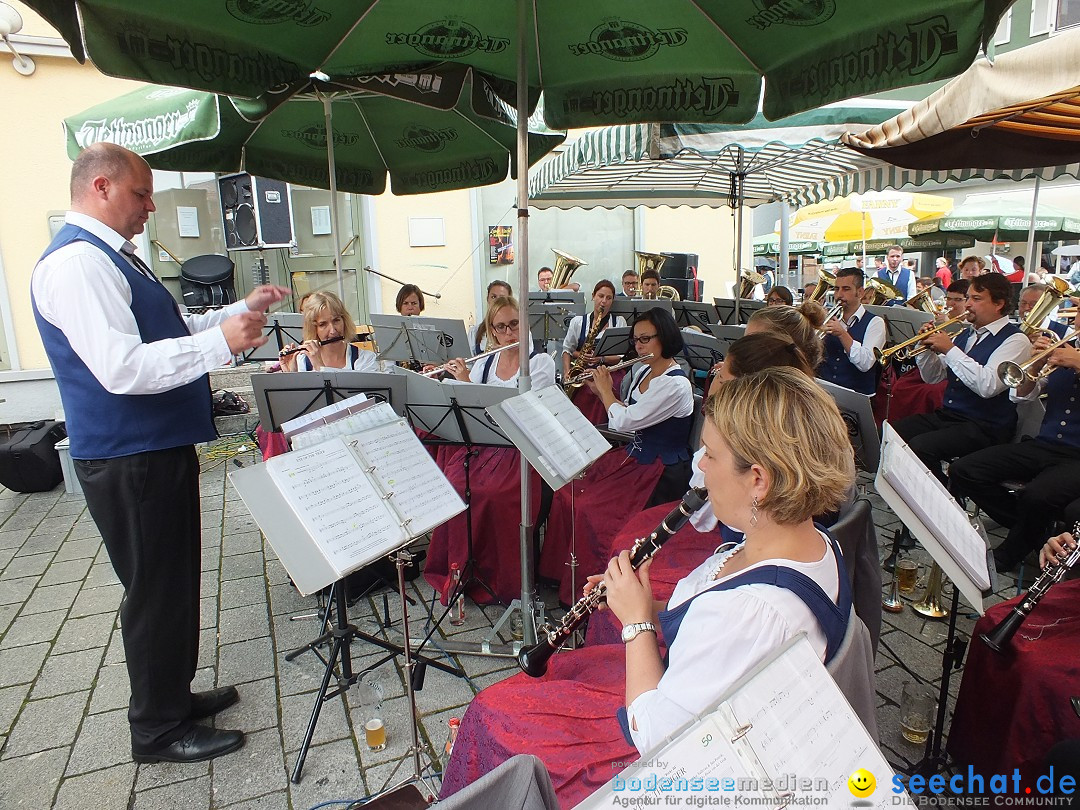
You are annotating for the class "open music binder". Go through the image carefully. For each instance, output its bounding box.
[229,403,465,596]
[579,636,913,809]
[485,383,610,490]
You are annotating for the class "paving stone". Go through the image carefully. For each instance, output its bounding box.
[3,689,89,756]
[0,747,68,808]
[221,576,267,611]
[0,575,38,606]
[0,608,66,649]
[219,603,271,645]
[21,581,82,616]
[133,774,210,810]
[215,676,280,734]
[68,582,123,618]
[218,637,277,686]
[2,551,53,579]
[281,691,352,753]
[104,630,126,665]
[209,727,287,806]
[83,562,121,589]
[32,516,80,538]
[65,707,132,775]
[221,551,265,582]
[0,642,50,688]
[18,531,68,555]
[222,531,263,557]
[37,556,94,587]
[0,682,31,736]
[0,511,44,532]
[0,602,17,636]
[67,522,101,542]
[217,790,290,810]
[45,499,87,519]
[200,595,219,631]
[200,570,219,594]
[53,537,101,562]
[89,662,130,715]
[134,758,209,792]
[53,762,136,810]
[53,612,116,655]
[32,647,105,700]
[0,547,15,572]
[0,528,32,550]
[287,737,365,808]
[267,582,311,617]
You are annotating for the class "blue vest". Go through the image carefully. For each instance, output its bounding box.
[942,323,1022,432]
[616,528,850,745]
[877,266,912,301]
[31,224,215,460]
[1047,320,1069,340]
[819,311,879,395]
[626,367,692,464]
[1038,366,1080,448]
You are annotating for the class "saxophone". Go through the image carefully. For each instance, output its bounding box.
[565,305,607,395]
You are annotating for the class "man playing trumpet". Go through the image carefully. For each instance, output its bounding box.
[892,273,1030,484]
[817,267,886,396]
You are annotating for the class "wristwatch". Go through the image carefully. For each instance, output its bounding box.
[621,621,657,643]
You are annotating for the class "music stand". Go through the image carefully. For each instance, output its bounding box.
[243,312,304,363]
[251,371,407,432]
[672,300,720,330]
[593,327,633,359]
[370,314,470,367]
[609,298,674,326]
[818,380,881,473]
[714,297,765,325]
[527,291,584,349]
[679,331,725,378]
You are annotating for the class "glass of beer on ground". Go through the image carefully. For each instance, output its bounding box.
[900,682,935,745]
[895,559,918,595]
[359,676,386,751]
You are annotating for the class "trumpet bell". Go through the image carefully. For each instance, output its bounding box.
[912,563,949,619]
[551,248,588,290]
[997,360,1029,388]
[904,288,940,314]
[1020,280,1070,337]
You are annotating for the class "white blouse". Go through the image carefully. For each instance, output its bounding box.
[562,312,628,356]
[607,362,694,433]
[467,351,557,389]
[627,536,839,755]
[297,344,380,373]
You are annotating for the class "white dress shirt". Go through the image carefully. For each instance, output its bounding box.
[607,362,694,433]
[467,351,556,389]
[561,312,627,356]
[32,212,247,396]
[884,267,918,299]
[915,316,1032,398]
[842,305,887,372]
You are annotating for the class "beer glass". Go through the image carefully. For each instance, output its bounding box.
[896,559,918,594]
[900,682,935,744]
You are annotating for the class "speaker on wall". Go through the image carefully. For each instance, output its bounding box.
[661,252,699,280]
[218,173,295,251]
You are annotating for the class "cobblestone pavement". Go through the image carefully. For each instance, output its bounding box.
[0,442,1028,809]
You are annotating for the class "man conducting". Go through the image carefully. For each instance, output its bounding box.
[818,267,886,396]
[31,143,289,764]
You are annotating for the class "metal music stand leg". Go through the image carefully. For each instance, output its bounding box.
[911,586,964,777]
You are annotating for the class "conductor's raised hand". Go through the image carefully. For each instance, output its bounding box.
[244,285,291,313]
[221,310,268,354]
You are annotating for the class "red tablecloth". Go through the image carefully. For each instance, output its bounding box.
[948,578,1080,782]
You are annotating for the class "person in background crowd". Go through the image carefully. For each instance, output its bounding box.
[935,257,953,288]
[766,286,794,306]
[471,279,513,353]
[395,283,425,316]
[537,266,553,291]
[877,245,917,300]
[958,255,987,281]
[619,270,640,298]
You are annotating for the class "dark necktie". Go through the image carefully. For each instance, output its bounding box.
[120,242,159,282]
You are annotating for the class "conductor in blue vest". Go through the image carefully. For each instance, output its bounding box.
[891,273,1031,484]
[30,143,290,764]
[877,245,917,301]
[817,267,886,396]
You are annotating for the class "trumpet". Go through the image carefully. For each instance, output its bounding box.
[817,303,844,336]
[563,353,654,387]
[997,328,1080,387]
[421,341,519,378]
[874,314,970,365]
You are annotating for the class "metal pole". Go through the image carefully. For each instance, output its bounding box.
[779,200,790,288]
[515,0,536,647]
[1023,176,1042,289]
[322,94,345,300]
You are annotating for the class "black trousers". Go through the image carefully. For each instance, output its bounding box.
[76,445,201,749]
[949,438,1080,559]
[891,408,1013,486]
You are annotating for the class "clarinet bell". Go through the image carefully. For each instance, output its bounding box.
[912,563,950,619]
[882,577,904,613]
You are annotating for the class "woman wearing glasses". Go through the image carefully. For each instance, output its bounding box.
[562,280,627,424]
[540,307,694,605]
[425,296,556,606]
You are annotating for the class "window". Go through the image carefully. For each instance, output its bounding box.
[993,9,1012,44]
[1031,0,1053,35]
[1057,0,1080,29]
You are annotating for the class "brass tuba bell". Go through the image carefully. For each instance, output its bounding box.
[865,276,906,306]
[1020,277,1078,338]
[738,269,767,299]
[912,562,949,619]
[550,248,588,290]
[807,268,836,303]
[635,251,671,279]
[904,287,941,314]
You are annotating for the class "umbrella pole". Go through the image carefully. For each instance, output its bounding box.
[322,95,346,300]
[733,172,743,322]
[1023,176,1042,289]
[515,0,536,648]
[779,200,790,289]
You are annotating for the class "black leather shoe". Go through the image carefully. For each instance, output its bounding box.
[190,685,239,720]
[132,724,245,764]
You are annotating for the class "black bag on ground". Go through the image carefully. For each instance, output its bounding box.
[0,420,67,492]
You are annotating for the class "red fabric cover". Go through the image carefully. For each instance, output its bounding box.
[874,367,946,428]
[539,449,663,604]
[947,578,1080,783]
[439,643,635,809]
[255,425,289,461]
[568,369,626,426]
[584,501,719,646]
[425,446,543,606]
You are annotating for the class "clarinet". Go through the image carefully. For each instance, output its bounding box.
[980,522,1080,653]
[518,487,709,677]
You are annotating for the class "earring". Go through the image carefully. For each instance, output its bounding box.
[750,496,759,529]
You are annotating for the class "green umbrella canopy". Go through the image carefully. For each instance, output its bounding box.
[908,199,1080,242]
[820,234,975,256]
[63,67,564,195]
[29,0,1012,126]
[753,235,820,256]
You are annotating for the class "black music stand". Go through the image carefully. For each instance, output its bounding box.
[818,380,881,474]
[713,297,764,325]
[672,300,720,330]
[243,311,305,363]
[369,313,470,368]
[705,324,746,358]
[609,298,674,326]
[593,327,633,360]
[679,331,726,383]
[527,291,584,352]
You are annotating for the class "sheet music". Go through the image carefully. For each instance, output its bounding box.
[534,385,610,462]
[290,401,399,449]
[880,432,990,590]
[280,392,368,436]
[500,390,587,479]
[345,419,466,538]
[265,438,405,574]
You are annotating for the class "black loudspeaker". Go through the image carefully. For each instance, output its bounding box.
[661,277,704,302]
[218,173,295,251]
[661,252,699,279]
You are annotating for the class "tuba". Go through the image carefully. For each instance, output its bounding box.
[635,251,670,279]
[550,249,588,290]
[656,284,681,301]
[905,287,942,314]
[738,269,766,299]
[865,276,906,306]
[1020,277,1078,338]
[806,268,836,303]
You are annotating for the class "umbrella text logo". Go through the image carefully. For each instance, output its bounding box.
[405,159,500,192]
[396,126,458,153]
[565,77,739,121]
[226,0,331,27]
[387,20,509,58]
[118,30,299,89]
[258,160,374,191]
[281,126,361,150]
[569,20,687,62]
[74,106,202,151]
[747,0,836,30]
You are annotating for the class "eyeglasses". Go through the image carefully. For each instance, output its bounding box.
[945,296,966,303]
[632,333,658,345]
[492,319,519,334]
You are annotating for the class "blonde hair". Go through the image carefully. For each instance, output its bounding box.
[483,295,519,345]
[747,303,826,370]
[707,368,855,524]
[301,291,357,343]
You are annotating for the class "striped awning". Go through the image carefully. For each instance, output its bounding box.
[843,29,1080,170]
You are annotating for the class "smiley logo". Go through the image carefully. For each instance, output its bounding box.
[848,768,876,797]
